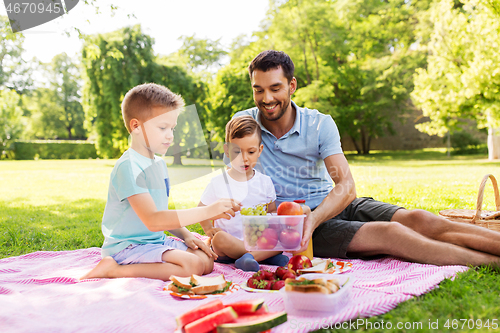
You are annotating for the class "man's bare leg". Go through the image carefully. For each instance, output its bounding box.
[393,209,500,256]
[211,231,282,261]
[79,249,207,281]
[346,222,500,267]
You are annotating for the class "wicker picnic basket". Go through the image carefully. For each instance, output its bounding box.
[439,174,500,231]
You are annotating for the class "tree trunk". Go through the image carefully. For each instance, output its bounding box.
[67,126,72,140]
[488,127,500,160]
[350,136,362,154]
[360,127,367,155]
[364,135,371,155]
[171,144,183,165]
[173,153,183,165]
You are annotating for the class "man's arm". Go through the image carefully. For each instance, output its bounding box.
[297,153,357,251]
[128,193,241,231]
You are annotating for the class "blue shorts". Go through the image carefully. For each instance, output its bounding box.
[111,238,189,265]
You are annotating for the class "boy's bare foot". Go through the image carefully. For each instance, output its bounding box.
[79,256,119,281]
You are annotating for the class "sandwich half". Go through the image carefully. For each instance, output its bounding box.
[168,275,194,295]
[297,259,332,274]
[190,274,228,295]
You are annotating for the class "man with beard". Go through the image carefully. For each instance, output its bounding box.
[231,50,500,266]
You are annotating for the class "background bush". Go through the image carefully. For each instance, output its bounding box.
[14,140,98,160]
[449,132,487,155]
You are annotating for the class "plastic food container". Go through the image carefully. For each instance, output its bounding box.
[279,274,353,314]
[242,214,305,251]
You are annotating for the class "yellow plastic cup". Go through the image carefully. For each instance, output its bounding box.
[295,237,314,260]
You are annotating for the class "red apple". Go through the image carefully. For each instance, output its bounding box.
[277,202,303,227]
[288,254,312,274]
[277,201,303,216]
[256,228,279,250]
[279,228,301,249]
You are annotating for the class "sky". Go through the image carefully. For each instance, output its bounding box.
[1,0,270,63]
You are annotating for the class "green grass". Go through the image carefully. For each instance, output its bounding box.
[1,150,500,332]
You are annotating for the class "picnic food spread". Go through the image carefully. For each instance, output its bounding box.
[168,274,231,295]
[176,299,287,333]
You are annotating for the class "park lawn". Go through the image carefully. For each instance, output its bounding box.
[1,150,500,332]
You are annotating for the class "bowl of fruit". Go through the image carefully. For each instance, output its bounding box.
[242,202,306,252]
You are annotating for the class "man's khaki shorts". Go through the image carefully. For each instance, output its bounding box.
[312,197,403,259]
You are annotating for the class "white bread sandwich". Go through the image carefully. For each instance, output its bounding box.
[190,274,228,295]
[297,259,333,274]
[284,276,340,294]
[168,275,194,295]
[168,274,230,295]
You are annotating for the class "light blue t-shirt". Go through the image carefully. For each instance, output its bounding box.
[233,101,343,209]
[101,148,169,257]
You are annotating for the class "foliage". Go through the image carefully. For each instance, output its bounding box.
[14,140,98,160]
[28,53,86,140]
[448,131,486,154]
[207,63,254,142]
[81,25,157,158]
[0,16,32,93]
[208,0,430,154]
[164,35,227,74]
[0,89,24,159]
[412,0,500,136]
[82,25,208,160]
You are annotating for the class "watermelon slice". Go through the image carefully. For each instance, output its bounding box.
[216,311,287,333]
[176,299,224,328]
[224,299,265,316]
[185,307,238,333]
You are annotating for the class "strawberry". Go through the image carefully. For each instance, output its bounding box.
[271,280,286,290]
[257,280,272,290]
[261,270,274,280]
[247,278,260,289]
[281,271,296,280]
[251,271,265,281]
[275,267,289,279]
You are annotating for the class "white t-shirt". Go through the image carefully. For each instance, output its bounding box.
[200,170,276,240]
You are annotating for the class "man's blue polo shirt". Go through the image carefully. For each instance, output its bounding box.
[233,101,343,209]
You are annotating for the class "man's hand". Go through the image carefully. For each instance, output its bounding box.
[184,234,218,259]
[296,205,315,253]
[210,198,242,220]
[204,227,223,239]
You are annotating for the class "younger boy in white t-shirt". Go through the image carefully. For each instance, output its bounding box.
[199,116,289,271]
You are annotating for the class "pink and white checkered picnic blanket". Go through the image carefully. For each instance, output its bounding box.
[0,235,468,333]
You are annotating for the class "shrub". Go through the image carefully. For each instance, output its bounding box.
[14,140,98,160]
[448,131,486,155]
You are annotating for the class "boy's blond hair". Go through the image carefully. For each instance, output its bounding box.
[225,116,262,143]
[121,83,185,133]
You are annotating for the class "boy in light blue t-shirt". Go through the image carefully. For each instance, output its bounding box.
[80,83,241,281]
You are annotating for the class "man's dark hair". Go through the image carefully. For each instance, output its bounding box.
[248,50,295,83]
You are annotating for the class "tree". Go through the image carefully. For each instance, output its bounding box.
[0,16,32,94]
[411,0,500,158]
[0,89,23,159]
[82,25,208,162]
[82,25,160,158]
[217,0,429,154]
[29,53,85,139]
[165,35,227,74]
